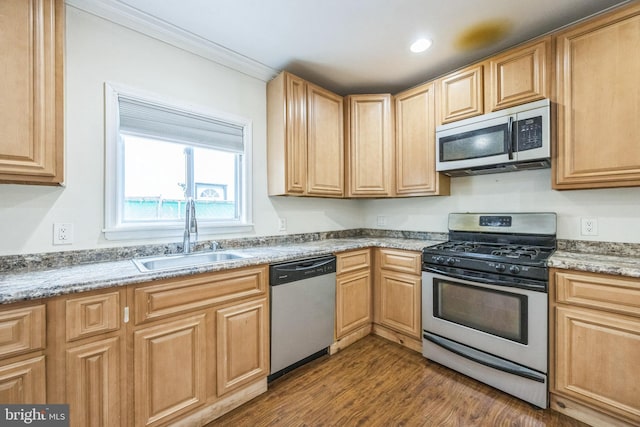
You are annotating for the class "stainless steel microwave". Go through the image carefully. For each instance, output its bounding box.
[435,99,550,177]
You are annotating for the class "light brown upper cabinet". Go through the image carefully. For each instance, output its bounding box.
[0,0,64,185]
[267,71,344,197]
[395,82,450,197]
[486,37,551,112]
[437,64,484,125]
[438,37,551,125]
[554,3,640,190]
[345,94,394,197]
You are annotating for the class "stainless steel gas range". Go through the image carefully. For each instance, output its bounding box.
[421,212,556,408]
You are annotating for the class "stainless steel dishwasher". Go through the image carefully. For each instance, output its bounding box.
[269,255,336,381]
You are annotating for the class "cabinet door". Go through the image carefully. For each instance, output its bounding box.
[554,306,640,424]
[0,356,46,403]
[134,314,207,427]
[487,37,550,111]
[267,71,307,196]
[66,337,123,427]
[216,299,268,396]
[376,271,421,339]
[438,64,484,124]
[554,4,640,189]
[307,82,344,196]
[345,94,393,197]
[336,269,372,338]
[0,0,63,185]
[284,73,308,194]
[395,82,450,197]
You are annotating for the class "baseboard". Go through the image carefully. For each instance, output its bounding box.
[372,324,422,353]
[172,378,268,426]
[330,324,372,354]
[550,393,637,427]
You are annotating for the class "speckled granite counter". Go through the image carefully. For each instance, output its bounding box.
[548,251,640,278]
[548,240,640,278]
[0,237,442,304]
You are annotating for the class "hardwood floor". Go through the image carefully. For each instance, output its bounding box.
[208,335,586,426]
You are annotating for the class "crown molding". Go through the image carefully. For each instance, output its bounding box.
[66,0,279,82]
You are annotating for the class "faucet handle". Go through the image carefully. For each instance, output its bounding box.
[210,241,219,251]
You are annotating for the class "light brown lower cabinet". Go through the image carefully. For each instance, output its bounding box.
[0,302,47,404]
[0,355,46,403]
[550,269,640,427]
[46,288,127,427]
[335,249,372,339]
[216,298,269,396]
[374,249,422,346]
[66,337,123,427]
[0,265,270,427]
[134,313,209,427]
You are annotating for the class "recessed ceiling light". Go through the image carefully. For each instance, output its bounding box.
[410,38,432,53]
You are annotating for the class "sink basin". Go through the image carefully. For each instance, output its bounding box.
[132,251,252,272]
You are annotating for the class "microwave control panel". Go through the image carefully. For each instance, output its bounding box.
[516,116,543,151]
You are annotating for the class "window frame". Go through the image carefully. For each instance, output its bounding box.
[103,82,253,240]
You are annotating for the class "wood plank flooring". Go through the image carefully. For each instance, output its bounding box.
[208,335,587,426]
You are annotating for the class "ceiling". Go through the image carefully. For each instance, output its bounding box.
[71,0,629,95]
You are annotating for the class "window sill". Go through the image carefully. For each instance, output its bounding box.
[103,223,254,241]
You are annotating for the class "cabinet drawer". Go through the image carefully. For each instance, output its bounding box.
[66,291,121,341]
[0,305,46,358]
[554,270,640,318]
[337,249,371,274]
[377,249,421,275]
[134,266,268,324]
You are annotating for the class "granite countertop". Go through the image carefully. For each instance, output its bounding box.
[548,251,640,278]
[4,232,640,305]
[0,237,441,304]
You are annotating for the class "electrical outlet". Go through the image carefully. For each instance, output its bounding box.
[53,223,74,245]
[377,215,387,226]
[580,217,598,236]
[278,218,287,231]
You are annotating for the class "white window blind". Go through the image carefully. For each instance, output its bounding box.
[118,96,244,153]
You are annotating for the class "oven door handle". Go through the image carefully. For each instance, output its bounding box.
[422,265,546,292]
[423,332,546,383]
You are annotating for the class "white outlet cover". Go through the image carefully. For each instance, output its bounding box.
[53,223,74,245]
[580,217,598,236]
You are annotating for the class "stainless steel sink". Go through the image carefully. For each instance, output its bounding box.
[132,251,252,272]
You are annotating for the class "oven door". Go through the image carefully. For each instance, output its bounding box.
[422,267,547,373]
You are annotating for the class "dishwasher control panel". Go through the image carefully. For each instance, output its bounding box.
[269,256,336,286]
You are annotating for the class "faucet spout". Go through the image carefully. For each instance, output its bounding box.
[183,198,198,254]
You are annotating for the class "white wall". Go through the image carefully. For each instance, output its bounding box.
[362,169,640,242]
[0,7,360,256]
[1,8,638,256]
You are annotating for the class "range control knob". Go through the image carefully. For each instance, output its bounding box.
[435,256,445,264]
[509,265,521,274]
[446,257,456,265]
[495,264,506,272]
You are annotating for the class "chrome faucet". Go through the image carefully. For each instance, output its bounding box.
[183,197,198,254]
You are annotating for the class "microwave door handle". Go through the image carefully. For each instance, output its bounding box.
[507,116,514,160]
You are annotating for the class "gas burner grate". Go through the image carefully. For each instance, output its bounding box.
[437,242,479,252]
[491,246,541,259]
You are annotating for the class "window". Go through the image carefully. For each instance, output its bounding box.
[104,82,252,240]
